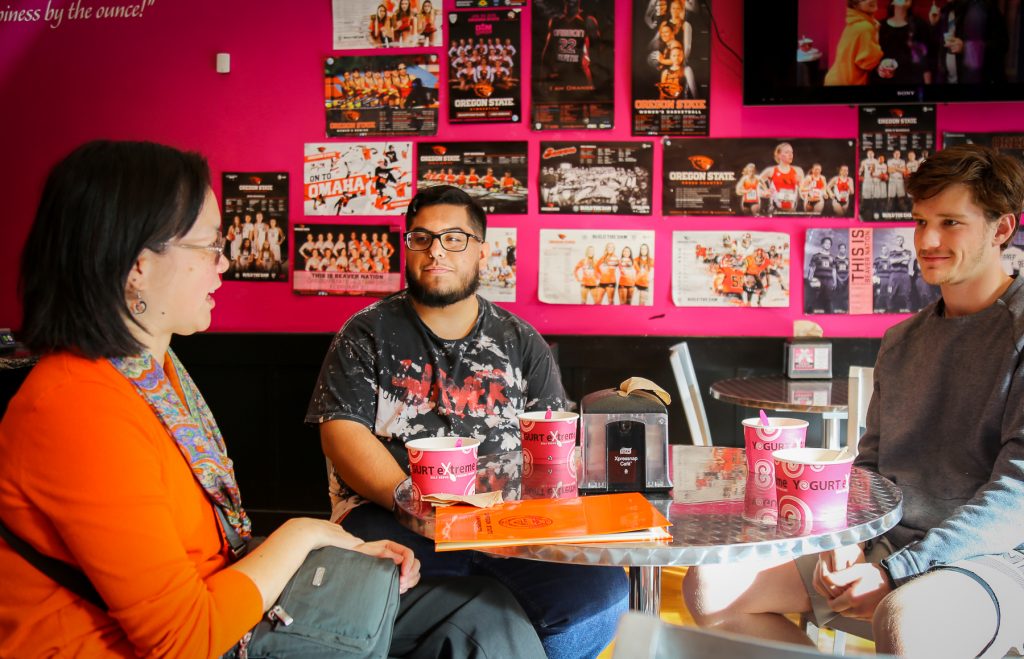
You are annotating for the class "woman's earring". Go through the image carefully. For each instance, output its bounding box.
[131,291,147,315]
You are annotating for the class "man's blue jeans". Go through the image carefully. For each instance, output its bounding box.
[342,503,629,659]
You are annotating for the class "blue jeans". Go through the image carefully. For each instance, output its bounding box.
[342,503,629,659]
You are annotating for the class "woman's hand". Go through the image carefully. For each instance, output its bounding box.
[350,540,421,594]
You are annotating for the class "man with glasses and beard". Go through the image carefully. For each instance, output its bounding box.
[305,185,628,659]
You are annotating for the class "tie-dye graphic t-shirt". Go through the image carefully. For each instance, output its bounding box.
[306,292,568,519]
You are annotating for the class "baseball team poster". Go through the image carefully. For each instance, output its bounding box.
[448,10,522,124]
[222,172,289,282]
[325,55,440,138]
[304,142,413,216]
[539,141,653,215]
[538,229,656,306]
[417,141,528,214]
[293,223,401,296]
[671,231,790,307]
[858,105,935,222]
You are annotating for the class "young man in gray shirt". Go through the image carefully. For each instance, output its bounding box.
[684,144,1024,658]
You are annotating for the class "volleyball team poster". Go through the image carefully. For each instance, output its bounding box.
[221,172,289,283]
[448,10,522,124]
[292,223,401,296]
[331,0,443,50]
[671,231,790,308]
[303,142,413,216]
[480,227,517,303]
[857,105,935,222]
[417,141,528,214]
[539,141,653,215]
[537,229,656,306]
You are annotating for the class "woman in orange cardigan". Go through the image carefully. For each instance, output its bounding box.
[0,141,542,658]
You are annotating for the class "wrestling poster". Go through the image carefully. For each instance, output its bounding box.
[662,138,856,217]
[538,229,656,306]
[448,10,522,124]
[222,172,289,282]
[944,132,1024,165]
[417,141,528,214]
[480,227,517,302]
[304,142,413,216]
[539,141,653,215]
[292,223,401,297]
[332,0,443,50]
[803,228,939,315]
[858,105,936,222]
[671,231,790,307]
[324,55,439,137]
[531,0,615,130]
[631,0,711,136]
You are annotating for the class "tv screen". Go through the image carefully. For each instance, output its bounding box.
[743,0,1024,106]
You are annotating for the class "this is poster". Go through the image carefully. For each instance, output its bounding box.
[325,55,439,137]
[222,172,289,282]
[631,0,711,136]
[539,141,653,214]
[858,105,936,222]
[448,10,522,124]
[304,142,413,216]
[293,223,401,296]
[531,0,615,130]
[662,138,856,217]
[332,0,443,50]
[803,228,940,315]
[417,141,528,214]
[671,231,790,307]
[480,227,517,302]
[538,229,656,306]
[943,132,1024,165]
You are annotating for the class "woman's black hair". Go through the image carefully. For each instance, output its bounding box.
[19,140,211,359]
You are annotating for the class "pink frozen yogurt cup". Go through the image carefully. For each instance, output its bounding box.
[519,411,578,465]
[742,417,808,489]
[773,448,855,533]
[523,458,579,500]
[406,436,481,500]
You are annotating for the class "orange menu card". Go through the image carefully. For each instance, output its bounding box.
[434,492,672,552]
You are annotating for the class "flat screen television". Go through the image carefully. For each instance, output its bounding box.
[743,0,1024,106]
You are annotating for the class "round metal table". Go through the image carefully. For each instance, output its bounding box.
[395,445,902,614]
[710,376,849,449]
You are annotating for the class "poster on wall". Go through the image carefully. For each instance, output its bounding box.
[331,0,443,50]
[324,55,440,137]
[1003,231,1024,278]
[455,0,524,6]
[671,231,790,307]
[531,0,615,130]
[448,10,522,124]
[221,172,289,282]
[631,0,711,136]
[417,141,528,214]
[944,132,1024,165]
[662,138,856,217]
[858,105,935,222]
[480,227,517,302]
[293,223,401,296]
[803,228,940,315]
[304,142,413,216]
[539,141,653,214]
[538,229,656,306]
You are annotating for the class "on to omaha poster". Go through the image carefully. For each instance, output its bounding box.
[304,142,413,216]
[480,227,517,302]
[631,0,711,136]
[539,142,653,215]
[538,229,656,306]
[332,0,443,50]
[662,138,855,217]
[222,172,289,282]
[672,231,790,307]
[858,105,935,222]
[325,55,439,137]
[448,10,522,124]
[418,141,528,214]
[293,223,401,296]
[531,0,615,130]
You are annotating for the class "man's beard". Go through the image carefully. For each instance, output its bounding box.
[406,262,481,307]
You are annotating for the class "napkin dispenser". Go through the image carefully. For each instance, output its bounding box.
[579,378,673,494]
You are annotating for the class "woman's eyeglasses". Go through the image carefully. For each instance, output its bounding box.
[163,232,227,261]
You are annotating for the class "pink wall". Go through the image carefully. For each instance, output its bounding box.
[2,0,1022,338]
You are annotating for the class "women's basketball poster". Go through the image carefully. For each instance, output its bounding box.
[802,227,939,315]
[539,141,653,215]
[662,138,855,217]
[631,0,711,136]
[417,141,528,214]
[325,55,440,138]
[538,229,656,306]
[671,231,790,307]
[292,223,401,296]
[222,172,289,282]
[332,0,443,50]
[857,105,935,222]
[448,10,522,124]
[531,0,615,130]
[480,227,517,302]
[304,142,413,216]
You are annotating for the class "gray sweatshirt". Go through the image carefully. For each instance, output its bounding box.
[856,275,1024,585]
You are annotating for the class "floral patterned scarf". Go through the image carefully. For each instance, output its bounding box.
[109,350,252,543]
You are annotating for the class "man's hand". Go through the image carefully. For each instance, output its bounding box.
[824,563,892,619]
[813,544,864,599]
[351,539,421,594]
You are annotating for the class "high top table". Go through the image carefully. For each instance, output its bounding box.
[395,445,902,614]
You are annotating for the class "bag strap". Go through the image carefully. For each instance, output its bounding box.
[214,504,249,559]
[0,516,107,610]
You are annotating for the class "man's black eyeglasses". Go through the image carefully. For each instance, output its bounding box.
[404,229,482,252]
